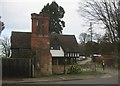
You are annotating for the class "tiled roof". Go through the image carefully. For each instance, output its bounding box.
[50,33,80,52]
[11,31,31,49]
[11,32,80,53]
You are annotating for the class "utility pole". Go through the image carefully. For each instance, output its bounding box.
[88,22,94,61]
[88,22,93,42]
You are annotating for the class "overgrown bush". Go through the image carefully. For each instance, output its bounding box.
[95,63,102,68]
[68,64,81,74]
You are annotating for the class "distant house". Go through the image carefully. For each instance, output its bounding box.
[11,13,80,76]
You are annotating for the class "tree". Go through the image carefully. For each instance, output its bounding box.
[79,0,120,64]
[0,37,11,58]
[79,32,90,44]
[40,1,65,34]
[117,0,120,40]
[94,33,102,43]
[99,41,114,55]
[78,0,120,43]
[85,41,99,56]
[0,16,5,35]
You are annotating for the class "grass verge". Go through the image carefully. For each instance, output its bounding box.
[39,71,103,79]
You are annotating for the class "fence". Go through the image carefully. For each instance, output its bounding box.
[2,58,33,78]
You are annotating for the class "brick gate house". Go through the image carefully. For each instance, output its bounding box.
[11,13,80,77]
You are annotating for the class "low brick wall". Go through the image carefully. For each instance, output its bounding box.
[52,65,64,74]
[52,65,69,74]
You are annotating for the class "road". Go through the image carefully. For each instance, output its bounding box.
[46,76,118,84]
[2,68,119,86]
[2,75,118,86]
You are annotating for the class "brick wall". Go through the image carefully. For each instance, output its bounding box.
[52,65,64,74]
[31,13,52,76]
[52,65,69,74]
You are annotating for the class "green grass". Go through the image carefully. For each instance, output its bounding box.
[39,71,103,79]
[80,71,103,76]
[63,71,102,77]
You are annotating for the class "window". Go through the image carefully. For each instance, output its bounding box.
[52,58,65,65]
[52,58,76,65]
[70,53,73,57]
[51,39,60,50]
[52,45,60,50]
[37,20,44,29]
[77,53,80,57]
[52,58,59,65]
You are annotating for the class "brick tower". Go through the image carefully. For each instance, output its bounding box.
[31,13,52,76]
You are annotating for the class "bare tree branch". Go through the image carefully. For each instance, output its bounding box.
[78,0,119,42]
[0,37,11,58]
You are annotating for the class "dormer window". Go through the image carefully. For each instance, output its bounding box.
[51,39,60,50]
[52,44,60,50]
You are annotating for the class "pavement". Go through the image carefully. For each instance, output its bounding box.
[2,68,118,84]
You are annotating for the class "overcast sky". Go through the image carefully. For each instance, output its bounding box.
[0,0,104,42]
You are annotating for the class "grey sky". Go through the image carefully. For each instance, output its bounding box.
[0,0,104,42]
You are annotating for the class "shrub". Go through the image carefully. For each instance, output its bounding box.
[95,63,102,68]
[68,64,81,74]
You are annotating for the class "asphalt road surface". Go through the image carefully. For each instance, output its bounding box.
[2,68,119,86]
[2,75,119,86]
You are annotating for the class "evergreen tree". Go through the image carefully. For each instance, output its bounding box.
[40,1,65,34]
